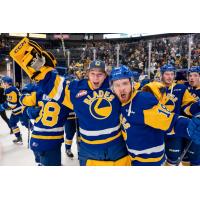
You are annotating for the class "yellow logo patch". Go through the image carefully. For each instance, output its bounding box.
[84,90,114,120]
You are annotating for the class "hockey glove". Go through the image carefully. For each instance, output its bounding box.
[26,107,41,120]
[10,37,56,81]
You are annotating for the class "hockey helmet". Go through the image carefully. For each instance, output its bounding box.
[2,76,13,85]
[109,65,134,82]
[160,64,176,74]
[188,66,200,74]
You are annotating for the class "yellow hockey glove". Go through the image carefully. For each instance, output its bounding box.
[10,37,57,81]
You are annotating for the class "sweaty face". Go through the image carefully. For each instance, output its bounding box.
[112,79,132,103]
[189,72,200,87]
[88,68,106,89]
[162,71,175,86]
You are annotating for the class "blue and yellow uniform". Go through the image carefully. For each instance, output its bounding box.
[121,90,191,166]
[20,86,72,166]
[187,86,200,101]
[143,81,200,165]
[182,86,200,165]
[133,82,141,91]
[0,85,30,141]
[0,86,11,132]
[36,70,129,166]
[8,38,127,165]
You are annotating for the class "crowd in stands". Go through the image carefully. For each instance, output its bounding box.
[1,34,200,81]
[66,34,200,80]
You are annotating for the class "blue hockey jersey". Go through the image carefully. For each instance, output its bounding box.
[187,86,200,101]
[121,90,191,166]
[20,88,72,151]
[143,82,200,117]
[37,70,126,152]
[2,86,22,115]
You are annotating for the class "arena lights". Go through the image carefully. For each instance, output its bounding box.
[54,34,70,39]
[103,34,124,39]
[103,33,167,39]
[9,33,27,37]
[29,33,47,39]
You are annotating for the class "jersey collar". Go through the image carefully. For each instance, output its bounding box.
[88,80,94,90]
[122,90,138,106]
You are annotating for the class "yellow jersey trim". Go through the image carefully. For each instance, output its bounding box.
[130,153,164,163]
[80,132,121,145]
[88,80,94,90]
[13,128,20,134]
[122,90,138,106]
[31,134,64,140]
[65,140,72,145]
[62,85,73,110]
[49,75,61,99]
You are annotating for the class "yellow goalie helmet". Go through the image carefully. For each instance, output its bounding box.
[10,37,57,80]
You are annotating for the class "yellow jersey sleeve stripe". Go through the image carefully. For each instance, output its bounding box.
[48,75,63,100]
[62,85,73,110]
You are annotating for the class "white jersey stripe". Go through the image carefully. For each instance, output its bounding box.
[54,77,64,101]
[79,124,121,136]
[128,144,164,155]
[34,126,64,133]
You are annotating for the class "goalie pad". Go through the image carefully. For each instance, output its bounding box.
[10,37,57,80]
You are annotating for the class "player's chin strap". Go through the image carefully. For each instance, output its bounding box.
[128,80,134,117]
[170,82,174,95]
[128,99,132,117]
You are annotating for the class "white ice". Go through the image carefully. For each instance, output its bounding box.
[0,111,79,166]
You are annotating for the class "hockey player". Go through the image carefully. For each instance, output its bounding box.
[20,82,74,166]
[187,66,200,100]
[0,76,30,144]
[180,66,200,166]
[0,84,12,133]
[142,64,200,165]
[109,65,200,166]
[10,37,130,166]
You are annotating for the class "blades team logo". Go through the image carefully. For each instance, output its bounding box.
[84,90,114,120]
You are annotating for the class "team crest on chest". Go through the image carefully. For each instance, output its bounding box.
[83,90,114,120]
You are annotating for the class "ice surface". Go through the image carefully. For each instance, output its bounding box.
[0,111,79,166]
